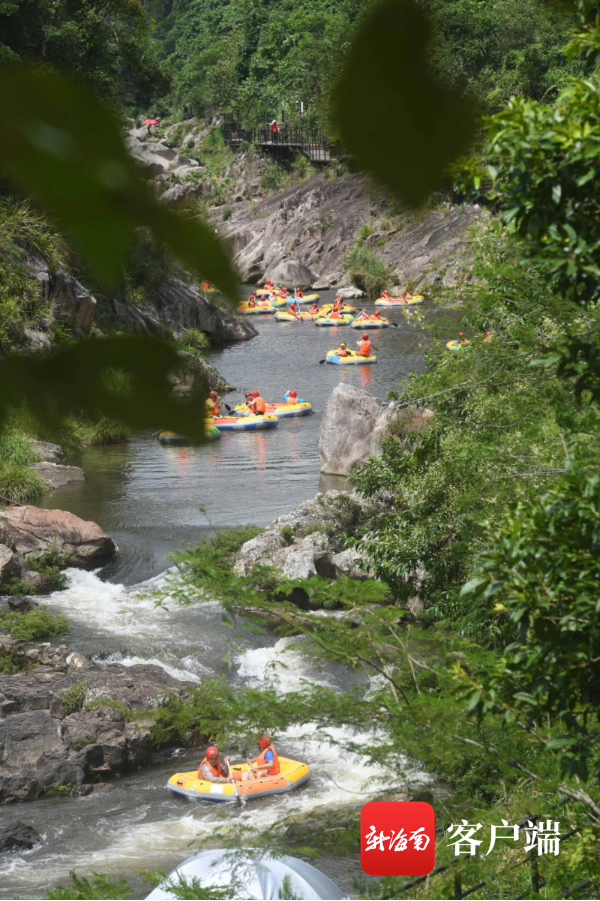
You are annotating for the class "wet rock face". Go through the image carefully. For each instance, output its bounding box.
[220,172,485,289]
[31,463,85,491]
[0,822,42,853]
[0,505,116,571]
[0,661,194,802]
[50,271,97,335]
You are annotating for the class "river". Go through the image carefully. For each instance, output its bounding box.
[0,289,432,899]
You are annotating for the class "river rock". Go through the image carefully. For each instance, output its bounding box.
[160,181,204,208]
[50,270,97,335]
[0,822,42,852]
[0,663,195,802]
[318,384,394,476]
[0,545,20,582]
[169,351,234,397]
[31,463,86,490]
[28,440,65,464]
[0,506,116,570]
[336,286,366,299]
[234,491,374,586]
[126,135,202,178]
[319,386,434,476]
[261,258,319,290]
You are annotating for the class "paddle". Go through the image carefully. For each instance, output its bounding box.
[226,757,243,807]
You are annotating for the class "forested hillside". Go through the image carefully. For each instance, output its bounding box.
[147,0,581,125]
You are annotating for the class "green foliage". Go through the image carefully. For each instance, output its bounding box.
[458,74,600,307]
[345,241,393,297]
[27,545,72,592]
[71,732,98,751]
[0,650,32,675]
[0,65,237,299]
[47,871,132,900]
[176,328,210,359]
[0,0,168,107]
[332,0,477,207]
[464,460,600,778]
[61,682,89,716]
[260,162,287,192]
[0,607,69,641]
[0,463,45,504]
[358,223,374,241]
[69,415,129,447]
[43,782,75,798]
[0,337,209,445]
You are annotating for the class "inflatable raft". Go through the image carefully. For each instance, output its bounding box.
[446,339,470,350]
[209,414,278,431]
[375,295,424,306]
[315,314,355,326]
[351,316,389,329]
[237,302,275,315]
[167,757,310,803]
[318,302,356,314]
[235,401,311,418]
[326,350,377,365]
[274,310,317,322]
[286,293,320,305]
[157,427,221,444]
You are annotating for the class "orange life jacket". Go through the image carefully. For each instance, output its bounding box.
[248,296,257,307]
[337,347,349,357]
[199,756,222,779]
[253,397,266,414]
[255,744,280,776]
[330,311,340,319]
[359,340,372,356]
[296,290,303,298]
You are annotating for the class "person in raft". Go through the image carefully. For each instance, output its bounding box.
[357,333,372,357]
[354,308,369,322]
[205,390,221,416]
[288,301,302,320]
[401,290,413,301]
[284,390,298,404]
[294,288,304,299]
[232,734,280,781]
[309,301,320,315]
[247,292,258,308]
[373,309,384,319]
[380,289,390,301]
[335,342,350,357]
[248,389,266,414]
[198,745,232,783]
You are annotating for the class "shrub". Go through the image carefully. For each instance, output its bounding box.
[68,414,129,447]
[345,241,394,297]
[0,430,37,467]
[61,682,89,715]
[43,782,74,798]
[176,328,210,359]
[260,162,287,191]
[28,545,71,592]
[222,208,233,221]
[0,463,45,504]
[0,607,69,640]
[358,223,374,241]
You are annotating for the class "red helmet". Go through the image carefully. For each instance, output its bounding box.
[206,745,218,758]
[362,333,369,340]
[257,734,271,748]
[288,390,297,398]
[209,390,217,398]
[252,390,260,397]
[245,392,253,398]
[458,332,464,337]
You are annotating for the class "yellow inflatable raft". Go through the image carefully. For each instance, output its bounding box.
[375,295,424,306]
[235,400,312,418]
[326,350,377,365]
[318,303,356,314]
[237,302,275,316]
[167,757,311,803]
[350,316,389,329]
[274,310,317,322]
[446,338,470,350]
[286,293,320,305]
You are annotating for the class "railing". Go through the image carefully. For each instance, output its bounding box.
[222,117,342,165]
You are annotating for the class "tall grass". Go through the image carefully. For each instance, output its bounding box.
[0,464,45,504]
[67,415,129,447]
[345,240,395,297]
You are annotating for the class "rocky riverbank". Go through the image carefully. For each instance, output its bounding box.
[0,649,194,802]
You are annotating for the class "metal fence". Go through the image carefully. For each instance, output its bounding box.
[222,116,342,165]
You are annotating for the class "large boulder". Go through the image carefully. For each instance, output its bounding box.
[0,546,20,582]
[318,384,394,476]
[262,258,319,290]
[0,506,116,569]
[126,135,202,178]
[31,463,85,490]
[318,385,433,476]
[0,822,42,853]
[50,271,97,335]
[28,440,65,464]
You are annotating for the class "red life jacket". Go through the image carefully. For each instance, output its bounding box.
[199,756,222,779]
[359,340,372,356]
[255,744,280,776]
[252,397,266,414]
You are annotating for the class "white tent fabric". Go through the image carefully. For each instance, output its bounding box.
[145,849,348,900]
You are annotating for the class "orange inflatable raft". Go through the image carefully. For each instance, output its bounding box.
[167,757,310,803]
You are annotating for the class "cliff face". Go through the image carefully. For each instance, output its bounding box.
[220,171,486,290]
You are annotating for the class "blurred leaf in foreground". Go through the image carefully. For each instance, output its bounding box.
[332,0,478,207]
[0,337,207,443]
[0,64,237,302]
